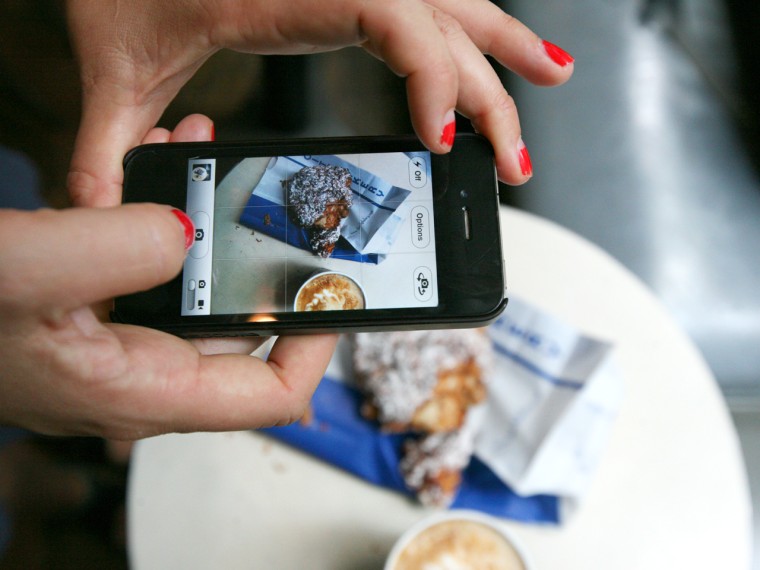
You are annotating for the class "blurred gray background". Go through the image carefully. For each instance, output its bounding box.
[236,0,760,405]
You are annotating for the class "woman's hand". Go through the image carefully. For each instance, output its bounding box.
[0,114,337,439]
[65,0,574,208]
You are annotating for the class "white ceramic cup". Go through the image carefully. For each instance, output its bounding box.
[293,270,366,312]
[384,510,532,570]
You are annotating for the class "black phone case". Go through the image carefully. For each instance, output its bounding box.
[114,134,507,336]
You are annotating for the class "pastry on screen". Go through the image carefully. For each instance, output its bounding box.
[352,330,491,433]
[287,165,352,258]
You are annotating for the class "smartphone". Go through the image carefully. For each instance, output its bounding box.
[113,134,507,337]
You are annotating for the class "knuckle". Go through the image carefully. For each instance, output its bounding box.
[276,391,312,427]
[496,11,519,32]
[272,381,315,428]
[485,12,522,53]
[431,9,465,41]
[289,398,312,425]
[66,169,93,206]
[490,88,518,117]
[67,168,119,208]
[470,88,519,134]
[275,403,311,428]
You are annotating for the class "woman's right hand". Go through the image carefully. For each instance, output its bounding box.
[66,0,574,208]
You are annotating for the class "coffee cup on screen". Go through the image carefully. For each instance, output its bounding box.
[384,510,530,570]
[294,271,366,312]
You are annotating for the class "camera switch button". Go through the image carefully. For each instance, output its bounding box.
[413,266,434,302]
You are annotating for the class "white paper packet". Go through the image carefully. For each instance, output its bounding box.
[476,296,624,500]
[321,295,624,510]
[252,154,417,255]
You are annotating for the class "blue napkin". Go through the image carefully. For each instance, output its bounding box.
[239,194,381,264]
[261,377,560,524]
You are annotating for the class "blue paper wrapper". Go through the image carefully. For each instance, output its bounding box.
[261,377,560,524]
[238,154,416,264]
[239,194,381,264]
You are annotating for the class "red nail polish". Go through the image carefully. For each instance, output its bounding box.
[543,40,574,67]
[171,209,195,251]
[440,121,456,147]
[519,145,533,177]
[210,123,216,142]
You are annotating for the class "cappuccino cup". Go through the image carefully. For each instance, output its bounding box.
[385,510,530,570]
[294,271,365,312]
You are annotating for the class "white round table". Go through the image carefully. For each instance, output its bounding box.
[128,207,752,569]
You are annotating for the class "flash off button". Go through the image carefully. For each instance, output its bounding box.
[408,156,428,188]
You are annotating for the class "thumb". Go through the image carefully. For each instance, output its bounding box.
[64,0,199,208]
[68,99,166,208]
[0,204,193,311]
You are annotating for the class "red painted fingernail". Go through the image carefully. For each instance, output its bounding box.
[210,123,216,141]
[171,209,195,251]
[440,111,456,147]
[543,40,574,67]
[440,122,456,147]
[518,142,533,176]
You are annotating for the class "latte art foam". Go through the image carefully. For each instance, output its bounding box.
[390,519,525,570]
[295,273,365,312]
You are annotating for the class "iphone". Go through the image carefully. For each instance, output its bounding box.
[113,134,507,336]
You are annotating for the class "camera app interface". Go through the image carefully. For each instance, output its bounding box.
[181,151,438,316]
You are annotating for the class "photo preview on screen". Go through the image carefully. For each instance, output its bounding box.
[181,151,439,317]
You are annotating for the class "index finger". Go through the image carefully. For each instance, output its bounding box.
[0,204,188,312]
[358,0,460,152]
[426,0,574,86]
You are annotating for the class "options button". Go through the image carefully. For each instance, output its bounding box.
[411,206,431,249]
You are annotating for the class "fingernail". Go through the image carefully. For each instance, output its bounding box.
[543,40,574,67]
[440,110,456,148]
[210,122,216,141]
[171,208,195,251]
[518,140,533,177]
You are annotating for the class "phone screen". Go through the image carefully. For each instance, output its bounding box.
[181,151,438,317]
